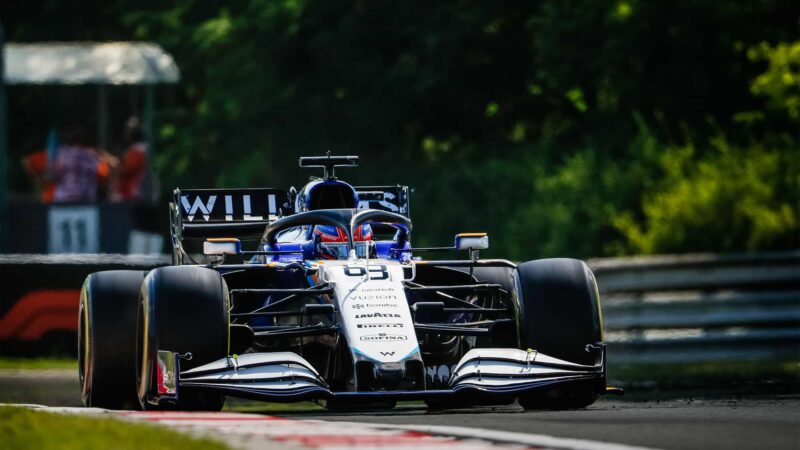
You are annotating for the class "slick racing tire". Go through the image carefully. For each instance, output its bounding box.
[136,266,229,411]
[79,270,147,409]
[514,258,603,410]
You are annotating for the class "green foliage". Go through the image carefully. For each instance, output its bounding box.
[6,0,799,257]
[614,135,799,253]
[747,41,800,120]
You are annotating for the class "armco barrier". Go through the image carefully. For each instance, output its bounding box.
[0,251,798,362]
[0,254,169,355]
[589,251,800,363]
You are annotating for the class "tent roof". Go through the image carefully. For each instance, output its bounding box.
[3,42,180,85]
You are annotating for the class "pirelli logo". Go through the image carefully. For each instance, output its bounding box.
[357,323,403,329]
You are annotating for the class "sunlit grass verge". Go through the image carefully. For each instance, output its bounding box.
[0,357,76,370]
[0,406,229,450]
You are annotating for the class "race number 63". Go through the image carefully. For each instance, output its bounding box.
[343,265,389,280]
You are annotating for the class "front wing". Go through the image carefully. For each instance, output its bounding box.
[147,345,607,406]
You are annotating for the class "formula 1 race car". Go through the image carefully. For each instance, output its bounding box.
[79,154,615,411]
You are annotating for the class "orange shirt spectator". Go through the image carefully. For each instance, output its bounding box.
[114,141,148,201]
[21,150,55,203]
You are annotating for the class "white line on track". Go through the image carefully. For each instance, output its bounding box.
[11,405,662,450]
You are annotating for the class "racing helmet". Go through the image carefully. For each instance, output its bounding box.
[296,179,372,260]
[314,224,373,260]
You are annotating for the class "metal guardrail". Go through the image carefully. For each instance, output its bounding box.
[1,251,797,362]
[589,251,800,363]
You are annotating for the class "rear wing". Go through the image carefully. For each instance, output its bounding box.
[169,185,409,264]
[170,188,292,258]
[355,185,411,218]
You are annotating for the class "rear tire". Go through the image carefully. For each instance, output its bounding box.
[79,270,146,409]
[514,258,603,410]
[136,266,229,411]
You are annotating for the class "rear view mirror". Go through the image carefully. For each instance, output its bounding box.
[203,238,242,256]
[454,233,489,251]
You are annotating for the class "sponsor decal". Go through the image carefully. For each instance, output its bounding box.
[355,186,410,215]
[351,303,397,309]
[380,351,396,357]
[351,294,398,300]
[354,312,400,319]
[349,287,400,301]
[178,189,290,222]
[426,364,454,385]
[356,323,403,329]
[360,333,407,342]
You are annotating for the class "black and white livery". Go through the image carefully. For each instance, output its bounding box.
[79,154,617,411]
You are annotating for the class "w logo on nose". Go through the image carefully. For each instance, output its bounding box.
[380,351,395,356]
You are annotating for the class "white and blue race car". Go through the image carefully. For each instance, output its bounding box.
[79,154,615,411]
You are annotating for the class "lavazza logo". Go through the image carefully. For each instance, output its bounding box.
[360,333,407,341]
[357,323,403,329]
[354,312,400,319]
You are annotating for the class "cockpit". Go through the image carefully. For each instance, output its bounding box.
[274,179,404,261]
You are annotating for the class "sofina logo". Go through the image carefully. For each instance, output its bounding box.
[360,333,407,341]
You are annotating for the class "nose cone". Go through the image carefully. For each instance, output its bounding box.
[374,362,405,384]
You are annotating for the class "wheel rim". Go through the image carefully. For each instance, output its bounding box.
[78,284,92,405]
[135,296,151,408]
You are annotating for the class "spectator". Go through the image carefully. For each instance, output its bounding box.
[21,126,117,203]
[53,126,116,203]
[112,117,149,202]
[21,149,55,203]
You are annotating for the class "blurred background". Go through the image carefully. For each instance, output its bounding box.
[0,0,798,401]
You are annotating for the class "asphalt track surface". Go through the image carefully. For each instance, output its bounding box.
[279,397,800,450]
[2,369,799,450]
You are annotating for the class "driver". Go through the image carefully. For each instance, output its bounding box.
[314,223,373,260]
[276,179,372,260]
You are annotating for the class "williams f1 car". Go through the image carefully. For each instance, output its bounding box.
[79,154,616,411]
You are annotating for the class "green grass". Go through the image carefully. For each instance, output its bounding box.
[0,357,77,370]
[0,406,229,450]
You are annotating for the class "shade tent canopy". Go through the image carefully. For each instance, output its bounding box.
[3,42,180,85]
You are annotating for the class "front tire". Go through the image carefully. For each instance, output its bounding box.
[136,266,229,411]
[514,258,603,410]
[79,270,146,409]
